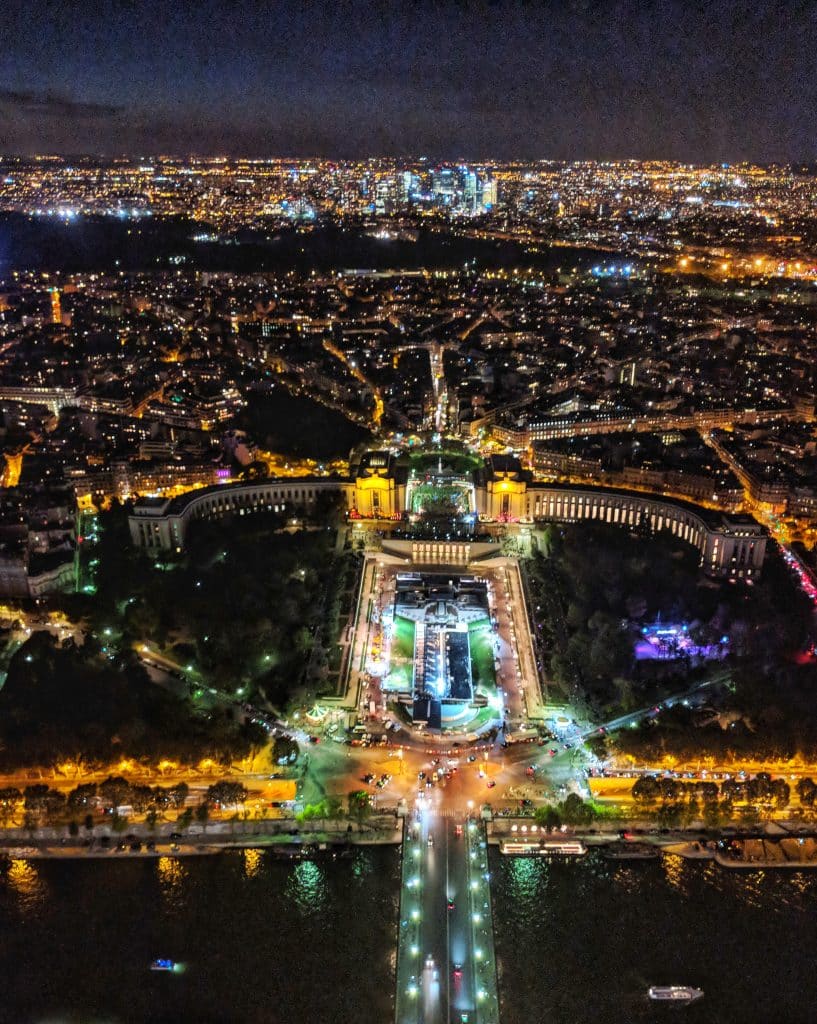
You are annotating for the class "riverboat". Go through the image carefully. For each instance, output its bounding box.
[648,986,703,1003]
[500,840,586,856]
[150,959,177,972]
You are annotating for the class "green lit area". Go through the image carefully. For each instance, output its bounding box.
[386,614,415,691]
[408,481,472,515]
[407,449,482,476]
[468,619,497,692]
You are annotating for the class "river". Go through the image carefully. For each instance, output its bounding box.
[491,847,817,1024]
[0,848,399,1024]
[3,846,817,1023]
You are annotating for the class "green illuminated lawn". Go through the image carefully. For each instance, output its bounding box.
[385,615,415,691]
[392,615,415,661]
[469,619,497,692]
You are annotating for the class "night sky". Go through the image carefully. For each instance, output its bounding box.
[1,0,815,162]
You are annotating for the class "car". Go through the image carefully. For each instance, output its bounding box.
[308,735,320,744]
[455,824,463,836]
[452,963,463,979]
[446,898,455,911]
[549,748,558,757]
[486,780,496,789]
[427,834,434,847]
[467,755,477,762]
[363,773,375,784]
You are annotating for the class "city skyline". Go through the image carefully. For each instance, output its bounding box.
[2,0,817,162]
[3,6,817,1021]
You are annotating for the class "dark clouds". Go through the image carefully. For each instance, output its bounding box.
[0,0,815,161]
[0,89,122,118]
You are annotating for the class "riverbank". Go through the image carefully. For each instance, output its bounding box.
[486,818,817,868]
[666,836,817,869]
[0,816,402,859]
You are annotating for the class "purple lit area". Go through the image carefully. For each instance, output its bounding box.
[634,623,729,662]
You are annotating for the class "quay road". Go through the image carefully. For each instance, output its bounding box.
[395,802,499,1024]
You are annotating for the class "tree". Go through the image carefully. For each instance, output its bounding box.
[682,798,700,829]
[168,782,189,809]
[656,803,683,828]
[67,783,97,812]
[739,804,761,826]
[111,812,129,833]
[558,793,595,827]
[702,801,727,830]
[695,781,719,805]
[771,779,790,810]
[205,781,248,808]
[347,790,372,821]
[747,773,772,804]
[273,736,299,764]
[99,776,132,810]
[176,807,193,830]
[0,787,20,824]
[656,778,681,803]
[797,778,817,807]
[631,776,659,803]
[130,785,157,813]
[534,805,562,831]
[24,785,65,820]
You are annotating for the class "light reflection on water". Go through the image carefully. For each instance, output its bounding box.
[492,848,817,1024]
[243,848,262,879]
[157,856,187,908]
[7,858,47,914]
[0,847,400,1024]
[285,858,329,914]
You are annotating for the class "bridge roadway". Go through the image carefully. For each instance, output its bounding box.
[395,802,500,1024]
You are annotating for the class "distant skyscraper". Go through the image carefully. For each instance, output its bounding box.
[432,167,458,205]
[401,171,419,201]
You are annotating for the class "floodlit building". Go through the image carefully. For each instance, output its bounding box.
[128,448,767,577]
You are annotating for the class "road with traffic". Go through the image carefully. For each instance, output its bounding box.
[395,801,499,1024]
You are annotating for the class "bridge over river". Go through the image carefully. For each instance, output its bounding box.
[395,805,500,1024]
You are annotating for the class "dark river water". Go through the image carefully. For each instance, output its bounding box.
[0,848,400,1024]
[491,848,817,1024]
[2,847,817,1024]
